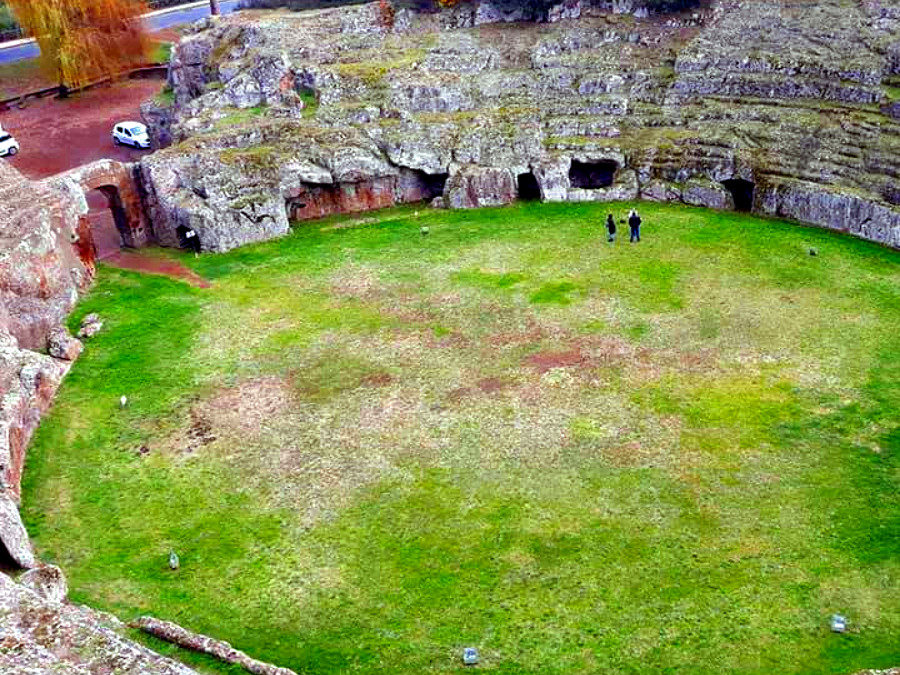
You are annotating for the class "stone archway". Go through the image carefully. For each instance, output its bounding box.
[85,186,133,258]
[45,159,152,250]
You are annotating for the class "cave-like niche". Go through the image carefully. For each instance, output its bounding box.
[569,160,618,189]
[517,172,541,201]
[721,178,755,212]
[418,171,449,201]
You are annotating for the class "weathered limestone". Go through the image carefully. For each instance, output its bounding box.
[19,564,68,604]
[0,162,92,352]
[640,178,683,203]
[0,570,199,674]
[47,327,83,361]
[682,178,735,211]
[0,331,71,510]
[444,165,517,209]
[144,0,900,251]
[758,179,900,248]
[0,163,95,532]
[141,99,177,149]
[0,490,36,567]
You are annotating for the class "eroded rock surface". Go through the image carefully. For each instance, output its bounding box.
[0,570,198,674]
[0,161,93,352]
[0,162,94,533]
[142,0,900,251]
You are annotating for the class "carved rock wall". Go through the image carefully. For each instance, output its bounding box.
[145,0,900,251]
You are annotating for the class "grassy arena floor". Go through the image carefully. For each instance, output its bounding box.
[22,202,900,674]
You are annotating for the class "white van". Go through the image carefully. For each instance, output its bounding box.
[0,131,19,157]
[112,121,150,149]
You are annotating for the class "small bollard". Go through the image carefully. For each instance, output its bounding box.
[462,647,478,666]
[421,226,430,236]
[830,614,847,633]
[168,550,180,571]
[120,395,128,409]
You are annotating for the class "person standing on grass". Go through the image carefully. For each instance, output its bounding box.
[606,213,616,243]
[628,209,642,243]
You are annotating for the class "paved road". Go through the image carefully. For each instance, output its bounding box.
[0,0,242,66]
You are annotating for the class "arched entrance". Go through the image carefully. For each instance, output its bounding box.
[721,178,755,212]
[517,171,541,200]
[569,159,618,189]
[85,185,133,259]
[45,159,152,254]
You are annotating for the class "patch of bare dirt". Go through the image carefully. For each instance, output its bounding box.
[449,376,511,402]
[183,409,216,454]
[448,386,473,402]
[329,267,384,300]
[476,377,507,394]
[490,324,548,347]
[362,372,393,387]
[103,250,210,288]
[674,347,722,373]
[166,378,294,455]
[525,348,593,374]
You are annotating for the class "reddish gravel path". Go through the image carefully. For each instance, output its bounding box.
[1,79,163,179]
[104,250,211,288]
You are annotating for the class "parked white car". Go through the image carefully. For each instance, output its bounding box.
[0,131,19,158]
[112,122,150,149]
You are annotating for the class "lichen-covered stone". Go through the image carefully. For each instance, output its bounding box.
[47,327,83,361]
[640,178,683,203]
[19,564,68,604]
[140,99,176,150]
[682,178,735,211]
[142,0,900,250]
[0,492,36,568]
[0,162,91,352]
[758,179,900,248]
[0,571,199,674]
[444,165,517,209]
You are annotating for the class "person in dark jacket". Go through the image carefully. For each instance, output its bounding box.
[605,213,616,243]
[176,224,202,257]
[628,209,642,243]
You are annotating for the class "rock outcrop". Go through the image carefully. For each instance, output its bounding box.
[140,0,900,251]
[0,161,93,352]
[0,161,98,570]
[0,568,199,674]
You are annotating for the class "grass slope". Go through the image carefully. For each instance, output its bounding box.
[21,202,900,674]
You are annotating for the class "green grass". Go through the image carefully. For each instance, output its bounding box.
[155,84,175,106]
[151,41,173,66]
[215,105,269,128]
[299,86,319,118]
[22,202,900,674]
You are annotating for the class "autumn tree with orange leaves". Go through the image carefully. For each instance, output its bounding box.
[7,0,150,93]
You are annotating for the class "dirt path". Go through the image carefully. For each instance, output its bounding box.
[1,78,163,179]
[103,250,211,288]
